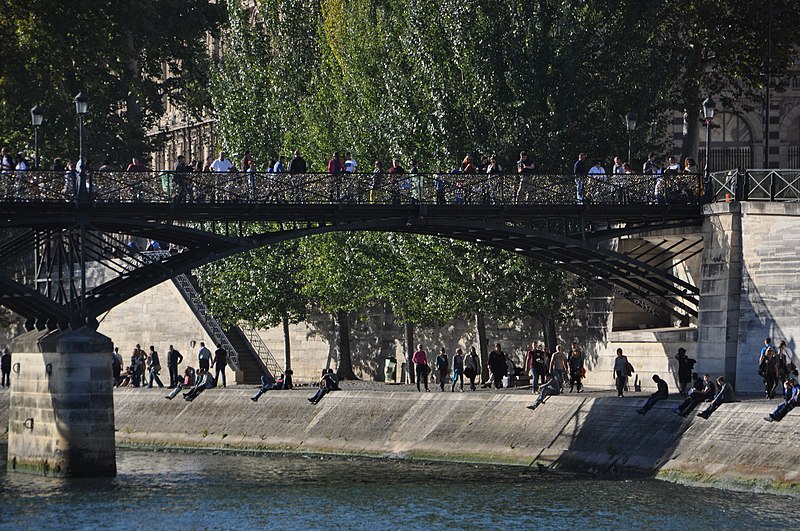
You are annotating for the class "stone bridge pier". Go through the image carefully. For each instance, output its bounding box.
[698,201,800,393]
[7,327,116,477]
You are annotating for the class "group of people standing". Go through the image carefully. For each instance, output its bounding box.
[411,344,482,392]
[111,341,230,401]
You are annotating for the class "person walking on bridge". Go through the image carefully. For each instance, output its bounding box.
[211,344,228,388]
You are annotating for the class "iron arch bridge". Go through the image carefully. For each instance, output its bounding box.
[0,170,704,330]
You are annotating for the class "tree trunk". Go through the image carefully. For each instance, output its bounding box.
[334,310,358,380]
[680,45,704,165]
[539,314,558,353]
[476,310,489,383]
[282,313,292,374]
[404,321,415,384]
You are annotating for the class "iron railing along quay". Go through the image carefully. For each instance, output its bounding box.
[1,169,703,207]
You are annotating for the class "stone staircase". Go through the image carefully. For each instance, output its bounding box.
[170,271,276,385]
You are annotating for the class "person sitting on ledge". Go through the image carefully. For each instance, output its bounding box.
[251,370,293,402]
[697,376,737,419]
[765,378,800,422]
[673,373,716,417]
[308,369,339,405]
[183,368,214,402]
[637,374,669,414]
[166,366,196,400]
[526,376,561,411]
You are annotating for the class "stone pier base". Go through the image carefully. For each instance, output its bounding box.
[7,327,116,477]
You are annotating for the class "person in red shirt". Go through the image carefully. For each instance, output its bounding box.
[411,344,429,392]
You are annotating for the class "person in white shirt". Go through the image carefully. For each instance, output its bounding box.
[210,151,234,173]
[587,160,607,202]
[344,152,358,173]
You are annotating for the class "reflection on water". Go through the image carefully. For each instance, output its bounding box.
[0,450,796,530]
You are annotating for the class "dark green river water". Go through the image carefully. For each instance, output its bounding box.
[0,450,797,529]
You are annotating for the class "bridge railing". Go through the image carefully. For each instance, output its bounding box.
[708,169,800,202]
[1,169,703,206]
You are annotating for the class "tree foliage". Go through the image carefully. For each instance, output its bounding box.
[0,0,223,166]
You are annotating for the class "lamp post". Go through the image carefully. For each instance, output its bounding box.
[625,111,637,164]
[703,97,716,202]
[30,105,44,169]
[74,92,88,201]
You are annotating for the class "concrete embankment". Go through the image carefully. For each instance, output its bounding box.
[1,388,798,493]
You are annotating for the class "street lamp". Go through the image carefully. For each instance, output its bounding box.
[30,105,44,169]
[703,96,716,202]
[74,91,88,201]
[625,111,637,164]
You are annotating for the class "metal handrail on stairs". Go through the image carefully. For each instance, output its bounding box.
[240,326,283,378]
[170,273,242,371]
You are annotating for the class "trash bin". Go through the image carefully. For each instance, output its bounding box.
[384,357,397,383]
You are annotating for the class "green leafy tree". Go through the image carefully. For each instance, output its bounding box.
[0,0,223,166]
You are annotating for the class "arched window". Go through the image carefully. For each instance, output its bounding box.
[699,112,754,171]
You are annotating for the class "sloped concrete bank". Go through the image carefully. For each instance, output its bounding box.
[108,388,799,494]
[2,389,798,493]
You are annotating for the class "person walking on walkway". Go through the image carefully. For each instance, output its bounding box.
[166,345,183,388]
[211,344,228,388]
[197,342,211,372]
[0,348,10,388]
[412,344,429,392]
[147,345,164,388]
[464,346,480,391]
[451,348,464,392]
[637,374,668,414]
[549,345,568,390]
[759,347,780,399]
[568,348,584,393]
[675,347,696,397]
[435,347,449,392]
[613,348,631,397]
[488,343,506,389]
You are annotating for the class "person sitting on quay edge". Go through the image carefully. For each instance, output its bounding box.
[673,373,716,417]
[697,376,737,419]
[183,367,215,402]
[166,366,196,400]
[251,370,293,402]
[526,376,561,411]
[637,374,669,415]
[308,369,339,404]
[765,378,800,422]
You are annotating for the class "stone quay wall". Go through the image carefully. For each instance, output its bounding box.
[5,388,793,492]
